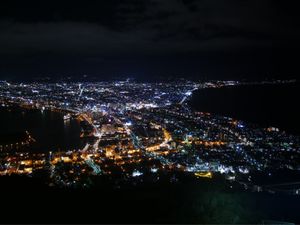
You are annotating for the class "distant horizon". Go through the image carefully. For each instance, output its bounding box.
[1,73,298,83]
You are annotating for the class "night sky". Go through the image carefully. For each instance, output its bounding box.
[0,0,299,80]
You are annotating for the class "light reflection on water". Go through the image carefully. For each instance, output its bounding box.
[0,107,85,152]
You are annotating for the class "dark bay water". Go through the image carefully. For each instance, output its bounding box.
[0,107,84,152]
[190,82,300,135]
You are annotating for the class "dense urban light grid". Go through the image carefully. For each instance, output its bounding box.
[0,79,299,193]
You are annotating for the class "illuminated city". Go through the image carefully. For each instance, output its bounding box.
[1,0,300,223]
[1,79,299,194]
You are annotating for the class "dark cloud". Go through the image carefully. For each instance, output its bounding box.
[0,0,299,79]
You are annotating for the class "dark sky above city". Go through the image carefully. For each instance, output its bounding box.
[0,0,299,80]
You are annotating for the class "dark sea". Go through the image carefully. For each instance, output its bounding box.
[189,82,300,135]
[0,107,84,151]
